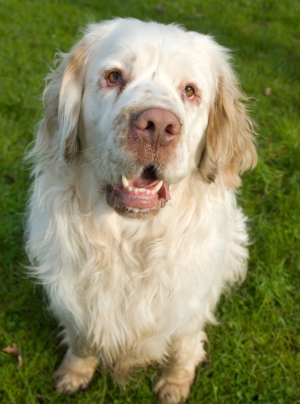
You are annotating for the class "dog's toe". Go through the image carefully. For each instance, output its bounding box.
[54,365,94,394]
[154,377,190,404]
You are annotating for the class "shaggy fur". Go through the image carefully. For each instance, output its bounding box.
[26,18,257,403]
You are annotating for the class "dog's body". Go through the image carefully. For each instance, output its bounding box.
[26,19,256,403]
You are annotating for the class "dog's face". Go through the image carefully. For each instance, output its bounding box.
[49,19,256,219]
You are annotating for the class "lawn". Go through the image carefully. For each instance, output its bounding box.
[0,0,299,403]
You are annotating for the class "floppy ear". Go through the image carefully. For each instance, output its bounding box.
[39,41,88,163]
[199,65,257,188]
[57,43,88,162]
[28,20,123,167]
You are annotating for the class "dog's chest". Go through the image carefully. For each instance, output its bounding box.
[80,227,206,364]
[75,198,231,365]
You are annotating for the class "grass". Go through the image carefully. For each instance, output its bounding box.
[0,0,299,402]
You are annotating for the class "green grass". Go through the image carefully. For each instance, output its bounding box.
[0,0,299,403]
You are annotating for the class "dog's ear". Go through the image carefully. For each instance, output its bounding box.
[39,41,88,163]
[199,64,257,188]
[30,20,122,166]
[57,42,88,162]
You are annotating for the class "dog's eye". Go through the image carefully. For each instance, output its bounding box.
[184,86,195,98]
[107,71,122,85]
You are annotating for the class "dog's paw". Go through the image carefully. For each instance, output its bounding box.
[53,365,94,394]
[154,377,191,404]
[53,351,98,394]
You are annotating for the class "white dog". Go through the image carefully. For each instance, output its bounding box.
[26,18,257,403]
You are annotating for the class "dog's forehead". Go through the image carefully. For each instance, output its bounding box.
[101,20,188,53]
[90,22,203,78]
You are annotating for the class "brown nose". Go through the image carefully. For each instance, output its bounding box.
[132,108,180,147]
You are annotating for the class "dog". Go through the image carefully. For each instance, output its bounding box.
[26,18,257,403]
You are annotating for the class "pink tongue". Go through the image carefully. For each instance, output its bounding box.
[132,178,171,201]
[133,178,158,188]
[158,183,171,200]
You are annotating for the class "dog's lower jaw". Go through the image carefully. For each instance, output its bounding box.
[106,184,169,219]
[114,205,161,219]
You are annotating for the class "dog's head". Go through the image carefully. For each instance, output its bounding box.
[40,18,257,219]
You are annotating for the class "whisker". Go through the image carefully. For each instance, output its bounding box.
[78,141,110,153]
[71,157,105,169]
[84,151,111,157]
[78,154,106,185]
[96,162,119,194]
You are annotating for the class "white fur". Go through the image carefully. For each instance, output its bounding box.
[26,18,256,403]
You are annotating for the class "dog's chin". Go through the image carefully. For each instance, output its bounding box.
[114,206,161,220]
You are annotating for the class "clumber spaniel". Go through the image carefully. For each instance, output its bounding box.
[26,18,257,403]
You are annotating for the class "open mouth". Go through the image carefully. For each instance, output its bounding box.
[106,165,171,215]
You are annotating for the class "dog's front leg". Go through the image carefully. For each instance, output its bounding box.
[53,346,99,394]
[154,331,207,404]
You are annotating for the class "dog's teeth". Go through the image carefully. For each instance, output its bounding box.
[134,188,138,193]
[154,180,164,193]
[122,175,129,188]
[146,190,150,195]
[128,186,133,191]
[139,188,146,192]
[151,190,156,195]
